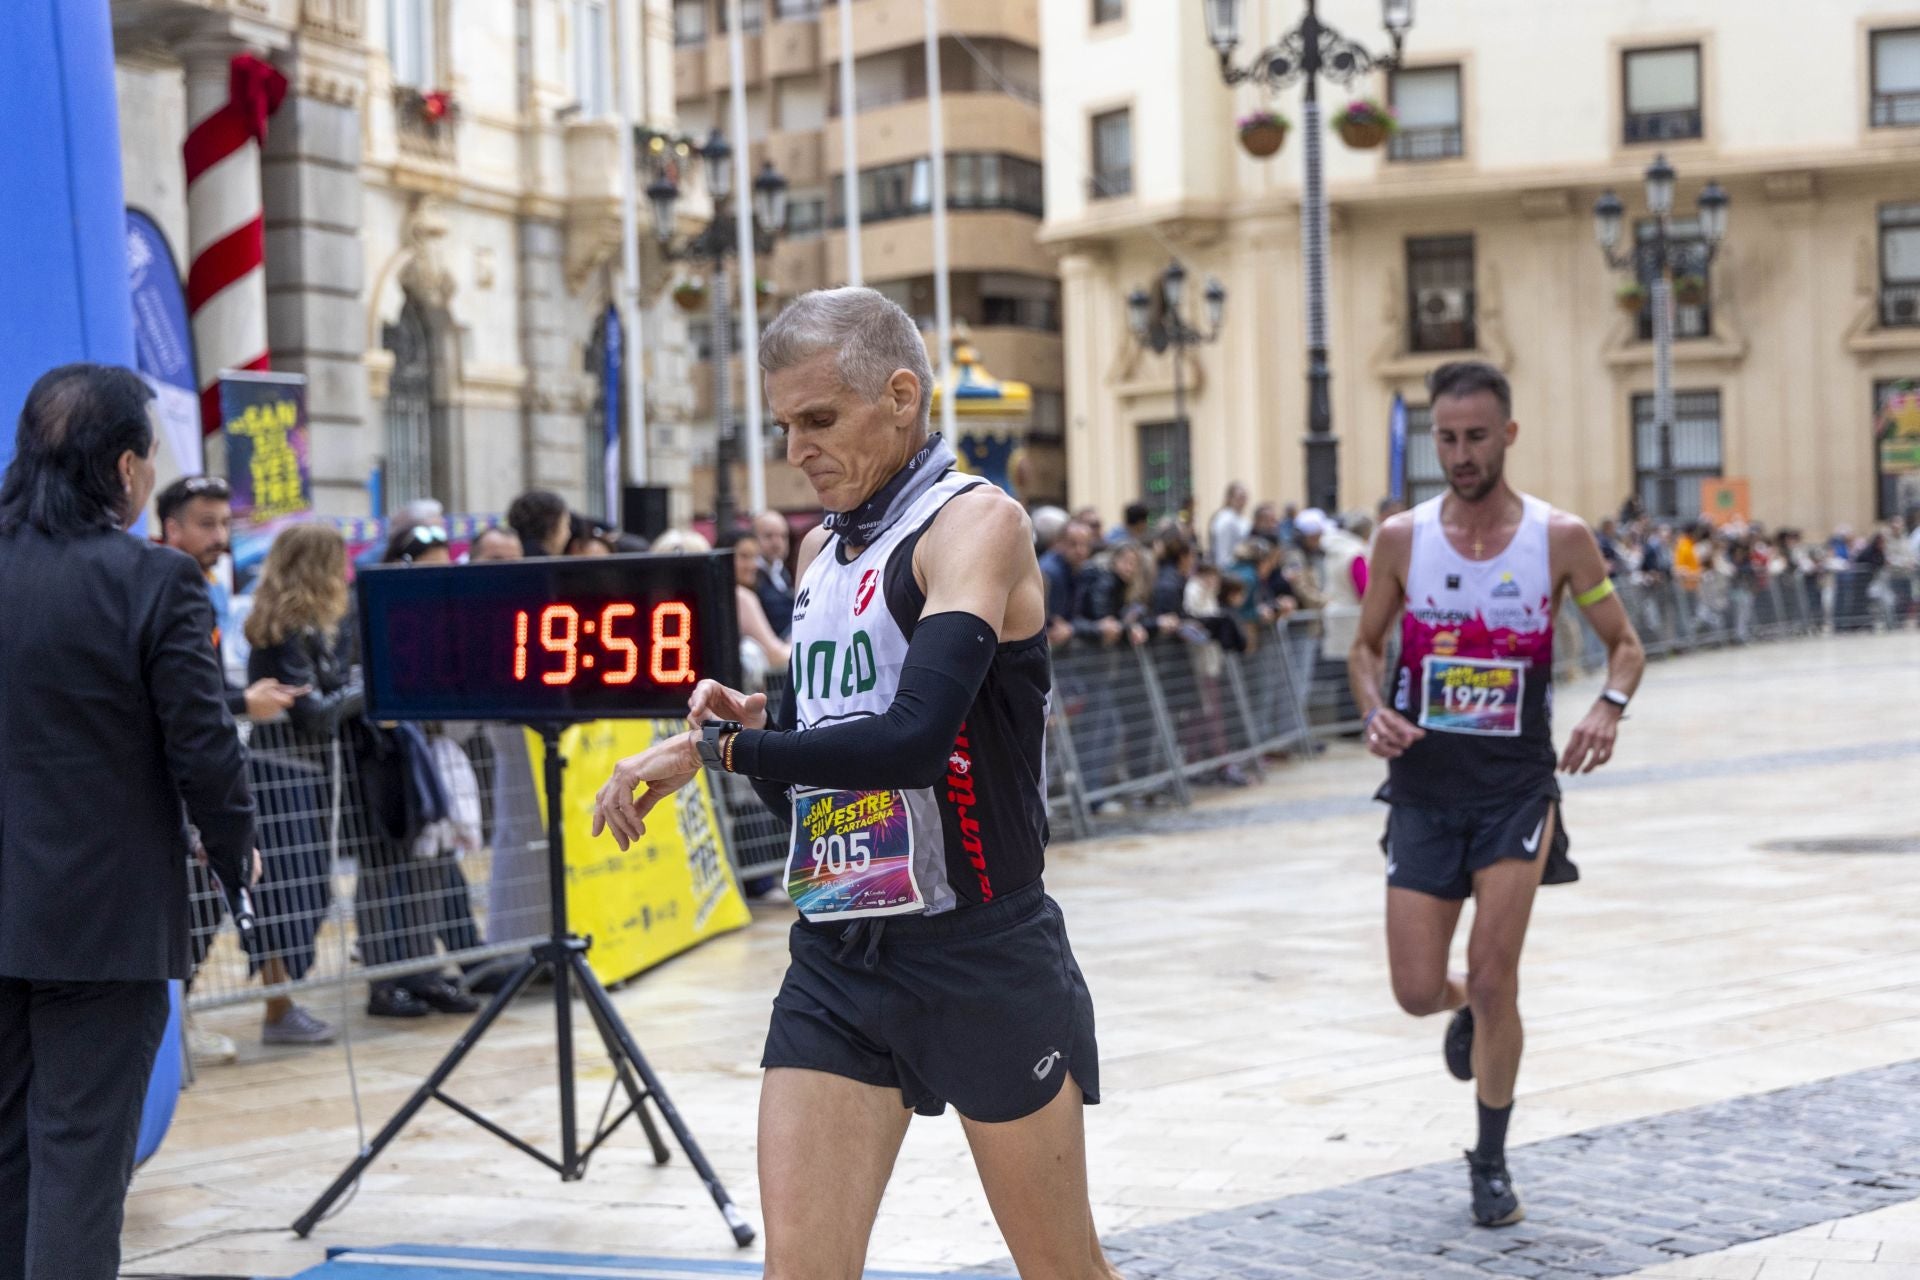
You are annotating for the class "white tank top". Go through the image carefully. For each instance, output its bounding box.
[1387,492,1559,806]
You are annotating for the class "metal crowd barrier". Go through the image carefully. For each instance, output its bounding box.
[184,566,1917,1015]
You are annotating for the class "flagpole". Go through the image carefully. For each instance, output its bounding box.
[613,0,647,513]
[922,0,955,441]
[839,0,862,285]
[726,0,766,520]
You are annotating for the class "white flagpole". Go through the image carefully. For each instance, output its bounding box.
[613,0,648,507]
[923,0,955,440]
[839,0,862,285]
[726,0,766,518]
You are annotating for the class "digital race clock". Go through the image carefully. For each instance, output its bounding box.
[355,553,740,722]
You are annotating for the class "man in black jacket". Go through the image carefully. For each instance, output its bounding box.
[0,365,257,1280]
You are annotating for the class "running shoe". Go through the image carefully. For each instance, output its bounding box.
[187,1022,238,1065]
[1444,1006,1475,1081]
[1466,1151,1524,1227]
[262,1004,337,1045]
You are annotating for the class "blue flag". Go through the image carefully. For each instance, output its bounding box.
[1388,392,1408,503]
[602,304,623,521]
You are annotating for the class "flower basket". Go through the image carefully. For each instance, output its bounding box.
[1615,281,1647,314]
[672,279,708,313]
[1334,99,1396,150]
[1673,274,1707,306]
[1237,111,1289,158]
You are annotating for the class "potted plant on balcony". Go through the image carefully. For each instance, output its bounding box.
[672,277,708,313]
[1672,273,1708,306]
[1237,110,1289,158]
[1615,280,1648,314]
[1333,98,1396,149]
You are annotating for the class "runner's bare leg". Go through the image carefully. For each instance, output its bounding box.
[961,1074,1123,1280]
[759,1067,913,1280]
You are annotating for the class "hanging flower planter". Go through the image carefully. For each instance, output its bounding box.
[1237,110,1289,158]
[672,278,708,313]
[1334,98,1397,150]
[1673,273,1708,306]
[756,276,777,304]
[1615,281,1648,314]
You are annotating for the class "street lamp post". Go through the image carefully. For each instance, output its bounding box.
[1205,0,1412,514]
[1128,261,1226,518]
[1592,155,1729,517]
[648,128,788,540]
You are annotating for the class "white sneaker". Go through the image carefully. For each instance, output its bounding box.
[187,1023,238,1065]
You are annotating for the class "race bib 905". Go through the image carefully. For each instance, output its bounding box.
[1418,655,1525,737]
[786,787,925,921]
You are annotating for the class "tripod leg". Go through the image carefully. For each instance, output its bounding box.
[291,954,543,1236]
[569,952,758,1247]
[579,975,672,1164]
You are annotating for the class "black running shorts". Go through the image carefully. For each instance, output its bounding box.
[760,879,1100,1123]
[1378,791,1577,901]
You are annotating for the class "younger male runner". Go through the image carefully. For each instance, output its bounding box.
[1349,361,1646,1227]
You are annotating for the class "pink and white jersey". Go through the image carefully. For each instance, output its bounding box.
[1386,493,1559,808]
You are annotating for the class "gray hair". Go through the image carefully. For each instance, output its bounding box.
[759,287,934,432]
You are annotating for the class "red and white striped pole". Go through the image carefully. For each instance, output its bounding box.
[183,53,287,436]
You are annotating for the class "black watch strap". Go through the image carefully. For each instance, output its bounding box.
[697,719,742,771]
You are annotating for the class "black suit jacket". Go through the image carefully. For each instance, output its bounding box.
[0,527,255,981]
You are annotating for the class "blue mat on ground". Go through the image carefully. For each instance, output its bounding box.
[278,1244,1011,1279]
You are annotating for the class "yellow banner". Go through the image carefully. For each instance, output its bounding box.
[529,721,751,986]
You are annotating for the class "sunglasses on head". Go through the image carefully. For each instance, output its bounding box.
[181,476,230,499]
[397,525,450,562]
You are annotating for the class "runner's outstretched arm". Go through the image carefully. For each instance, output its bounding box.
[1552,515,1646,774]
[1351,515,1425,760]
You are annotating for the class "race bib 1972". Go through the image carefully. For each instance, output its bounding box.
[1417,655,1525,737]
[786,787,926,921]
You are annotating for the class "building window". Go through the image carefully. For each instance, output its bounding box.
[1406,235,1476,353]
[1879,203,1920,327]
[717,0,764,33]
[775,0,822,17]
[832,154,1044,224]
[1090,108,1133,199]
[1632,389,1721,520]
[1138,419,1191,523]
[1401,403,1447,506]
[1388,65,1462,161]
[688,316,743,363]
[572,0,611,117]
[674,0,707,45]
[1634,217,1711,341]
[383,298,442,511]
[1093,0,1124,24]
[1872,28,1920,127]
[389,0,438,88]
[1622,45,1701,144]
[1030,389,1065,439]
[785,195,826,239]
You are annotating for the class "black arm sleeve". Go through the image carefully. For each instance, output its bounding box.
[148,556,256,892]
[226,681,250,720]
[729,611,997,792]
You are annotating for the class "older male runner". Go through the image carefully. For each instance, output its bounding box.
[1349,360,1646,1228]
[593,288,1115,1280]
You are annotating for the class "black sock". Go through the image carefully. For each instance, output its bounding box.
[1474,1099,1512,1164]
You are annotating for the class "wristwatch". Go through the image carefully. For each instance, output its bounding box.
[697,719,743,771]
[1599,689,1631,711]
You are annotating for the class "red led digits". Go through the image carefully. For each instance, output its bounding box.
[601,603,640,685]
[512,599,696,688]
[650,602,695,684]
[539,604,581,685]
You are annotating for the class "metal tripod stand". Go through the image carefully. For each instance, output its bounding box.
[292,725,754,1245]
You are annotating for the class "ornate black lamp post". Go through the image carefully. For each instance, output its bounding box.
[648,128,788,539]
[1204,0,1411,514]
[1128,261,1226,517]
[1592,155,1729,517]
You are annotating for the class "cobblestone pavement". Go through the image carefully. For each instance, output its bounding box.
[1052,1060,1920,1279]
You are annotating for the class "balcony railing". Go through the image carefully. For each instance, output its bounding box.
[1873,90,1920,127]
[1624,107,1701,144]
[1089,169,1132,200]
[1882,283,1920,327]
[1388,125,1463,162]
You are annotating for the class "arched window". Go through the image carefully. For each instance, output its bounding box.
[384,299,437,512]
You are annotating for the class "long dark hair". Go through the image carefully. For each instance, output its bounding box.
[0,363,155,537]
